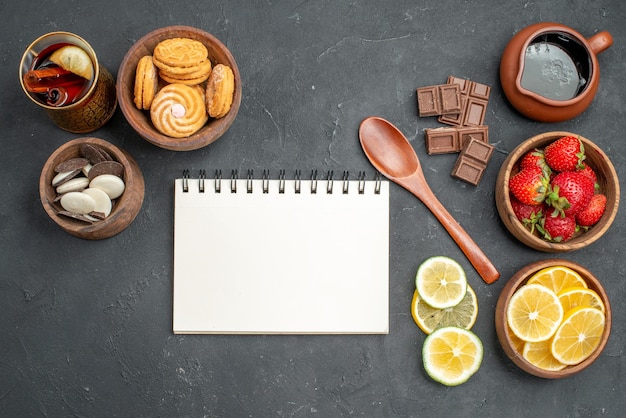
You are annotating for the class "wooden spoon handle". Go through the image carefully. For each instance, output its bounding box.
[426,196,500,283]
[404,177,500,284]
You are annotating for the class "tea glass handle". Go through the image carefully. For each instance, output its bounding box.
[587,31,613,55]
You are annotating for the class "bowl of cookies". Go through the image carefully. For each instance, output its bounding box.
[39,137,145,239]
[117,26,241,151]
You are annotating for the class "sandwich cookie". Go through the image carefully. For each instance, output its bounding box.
[205,64,235,119]
[152,38,212,86]
[133,55,159,110]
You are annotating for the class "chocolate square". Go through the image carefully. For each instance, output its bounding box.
[439,77,491,127]
[417,86,439,117]
[417,84,461,116]
[450,136,495,186]
[424,128,460,154]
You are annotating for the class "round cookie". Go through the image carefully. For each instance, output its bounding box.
[205,64,235,119]
[153,38,208,68]
[158,59,212,85]
[150,83,208,138]
[133,55,158,110]
[153,56,211,76]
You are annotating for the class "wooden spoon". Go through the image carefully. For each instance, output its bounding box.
[359,116,500,284]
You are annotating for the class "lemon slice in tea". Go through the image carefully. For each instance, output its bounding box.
[49,45,94,80]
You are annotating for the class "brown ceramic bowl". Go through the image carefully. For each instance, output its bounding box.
[39,137,144,239]
[117,26,242,151]
[495,259,611,379]
[495,131,619,252]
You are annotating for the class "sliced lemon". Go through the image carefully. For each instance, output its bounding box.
[422,326,483,386]
[558,287,605,314]
[49,45,94,80]
[508,325,526,355]
[522,340,567,371]
[411,285,477,334]
[415,256,467,309]
[526,266,587,295]
[550,307,605,365]
[507,283,564,342]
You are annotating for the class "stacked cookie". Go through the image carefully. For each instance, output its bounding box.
[133,37,235,138]
[153,38,212,85]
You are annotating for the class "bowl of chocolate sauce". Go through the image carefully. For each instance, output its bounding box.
[500,22,613,123]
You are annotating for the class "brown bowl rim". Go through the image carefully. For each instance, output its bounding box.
[39,137,145,239]
[116,25,242,151]
[495,131,620,252]
[495,259,612,379]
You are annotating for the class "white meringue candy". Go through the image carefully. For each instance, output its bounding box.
[56,177,90,194]
[52,170,78,186]
[82,187,112,217]
[60,191,96,215]
[89,174,125,199]
[81,163,93,176]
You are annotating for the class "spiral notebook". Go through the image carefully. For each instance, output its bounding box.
[173,169,390,334]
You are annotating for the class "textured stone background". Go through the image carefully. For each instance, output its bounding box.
[1,1,625,416]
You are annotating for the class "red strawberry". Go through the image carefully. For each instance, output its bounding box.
[577,163,600,193]
[509,168,549,206]
[578,163,597,184]
[539,208,577,242]
[519,149,551,177]
[545,171,595,217]
[510,197,545,233]
[544,136,585,172]
[576,194,607,227]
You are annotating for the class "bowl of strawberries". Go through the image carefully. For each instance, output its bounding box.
[496,131,620,252]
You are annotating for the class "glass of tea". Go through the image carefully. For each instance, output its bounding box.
[19,32,117,133]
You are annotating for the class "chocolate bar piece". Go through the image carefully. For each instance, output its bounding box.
[458,125,489,145]
[424,128,459,154]
[439,76,490,127]
[463,135,495,162]
[424,125,489,154]
[451,136,495,185]
[417,84,462,117]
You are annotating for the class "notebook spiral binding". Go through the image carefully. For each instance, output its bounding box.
[182,169,381,195]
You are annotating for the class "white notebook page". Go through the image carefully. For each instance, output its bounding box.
[173,175,389,334]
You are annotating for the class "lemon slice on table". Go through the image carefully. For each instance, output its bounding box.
[507,283,564,342]
[415,256,467,309]
[522,340,567,371]
[49,45,94,80]
[411,285,477,334]
[526,266,587,295]
[422,326,483,386]
[550,306,605,365]
[558,287,605,314]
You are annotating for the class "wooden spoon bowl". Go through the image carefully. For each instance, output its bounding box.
[117,25,242,151]
[39,137,144,239]
[359,116,499,283]
[495,259,611,378]
[495,131,619,252]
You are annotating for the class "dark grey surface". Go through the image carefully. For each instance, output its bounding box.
[2,1,625,416]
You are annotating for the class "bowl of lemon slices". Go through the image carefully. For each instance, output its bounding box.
[495,259,611,378]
